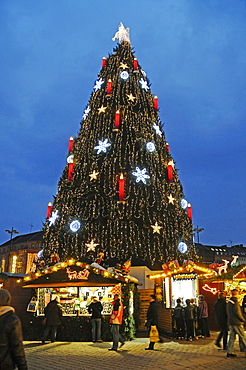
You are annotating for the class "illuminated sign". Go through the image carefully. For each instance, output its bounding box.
[66,267,90,280]
[173,273,196,281]
[202,284,218,295]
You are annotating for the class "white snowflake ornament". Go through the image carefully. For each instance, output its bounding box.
[82,106,90,119]
[132,167,150,184]
[49,210,59,226]
[94,139,111,154]
[139,78,149,91]
[153,123,162,137]
[94,78,104,92]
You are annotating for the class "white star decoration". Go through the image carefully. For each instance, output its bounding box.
[49,210,59,226]
[93,78,104,92]
[153,123,162,137]
[89,170,99,181]
[86,239,99,252]
[132,167,150,184]
[151,222,162,234]
[94,139,111,154]
[82,106,90,119]
[168,194,175,204]
[139,78,149,91]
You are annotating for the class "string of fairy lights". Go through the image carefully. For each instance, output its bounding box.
[41,38,197,268]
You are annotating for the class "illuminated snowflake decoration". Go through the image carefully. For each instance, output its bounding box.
[82,106,90,119]
[37,249,43,259]
[146,142,156,152]
[132,167,150,184]
[120,71,129,80]
[70,220,81,232]
[142,71,147,77]
[49,210,59,227]
[67,154,74,164]
[139,78,149,91]
[153,123,162,137]
[181,199,188,209]
[94,139,111,154]
[93,78,104,92]
[178,242,188,254]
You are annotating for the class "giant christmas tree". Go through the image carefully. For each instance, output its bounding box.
[41,23,198,270]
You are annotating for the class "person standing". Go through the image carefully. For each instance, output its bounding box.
[41,295,63,344]
[198,295,210,338]
[88,296,103,343]
[108,294,125,351]
[0,289,28,370]
[173,298,185,339]
[226,289,246,357]
[145,294,160,350]
[184,299,196,341]
[214,291,228,350]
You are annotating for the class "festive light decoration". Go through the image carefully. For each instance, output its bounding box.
[102,57,107,68]
[82,106,90,120]
[107,79,112,94]
[70,220,81,232]
[146,142,156,152]
[167,194,175,204]
[49,210,59,227]
[94,139,111,154]
[181,199,188,209]
[202,284,218,295]
[153,123,162,136]
[231,255,239,267]
[166,142,170,153]
[151,222,162,234]
[178,242,188,253]
[66,267,90,280]
[139,78,149,91]
[153,95,158,110]
[119,62,128,69]
[85,239,99,252]
[173,273,196,280]
[46,202,52,218]
[112,22,130,43]
[167,160,174,183]
[118,173,125,202]
[133,57,138,70]
[187,203,192,222]
[120,71,129,80]
[68,137,74,152]
[126,93,136,102]
[89,170,99,181]
[114,110,121,130]
[132,167,150,184]
[94,78,104,92]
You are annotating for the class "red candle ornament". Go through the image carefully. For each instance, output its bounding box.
[166,142,170,153]
[154,95,158,110]
[167,161,173,183]
[119,173,125,202]
[114,110,121,130]
[107,79,112,94]
[102,57,107,68]
[46,202,52,218]
[187,203,192,222]
[68,159,74,181]
[68,136,74,152]
[133,57,138,70]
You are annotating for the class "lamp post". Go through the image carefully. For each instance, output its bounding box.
[5,227,19,240]
[193,225,204,244]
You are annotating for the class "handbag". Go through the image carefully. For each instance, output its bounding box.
[149,325,159,342]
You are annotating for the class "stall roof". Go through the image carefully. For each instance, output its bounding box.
[22,260,139,288]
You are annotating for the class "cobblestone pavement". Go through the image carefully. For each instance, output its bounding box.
[24,332,245,370]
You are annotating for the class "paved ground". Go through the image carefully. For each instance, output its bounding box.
[24,332,245,370]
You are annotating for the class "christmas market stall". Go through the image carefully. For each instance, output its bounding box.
[22,259,140,341]
[147,260,216,335]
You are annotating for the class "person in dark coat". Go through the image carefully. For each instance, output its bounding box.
[198,295,210,337]
[214,291,228,350]
[184,299,196,341]
[0,289,28,370]
[226,289,246,357]
[173,298,185,339]
[88,296,103,342]
[41,295,63,344]
[145,294,160,350]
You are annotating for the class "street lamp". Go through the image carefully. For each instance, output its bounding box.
[5,227,19,240]
[193,225,204,244]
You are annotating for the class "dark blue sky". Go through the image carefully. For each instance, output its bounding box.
[1,0,246,247]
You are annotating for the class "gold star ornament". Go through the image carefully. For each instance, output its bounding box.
[168,194,175,204]
[85,239,99,252]
[89,170,99,181]
[127,93,136,102]
[98,105,107,114]
[119,62,128,69]
[151,222,162,234]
